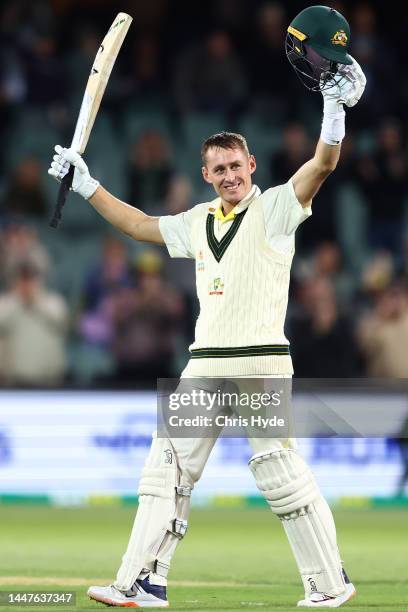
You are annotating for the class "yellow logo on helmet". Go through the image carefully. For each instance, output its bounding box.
[331,30,348,46]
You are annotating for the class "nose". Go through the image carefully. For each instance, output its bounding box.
[224,168,235,183]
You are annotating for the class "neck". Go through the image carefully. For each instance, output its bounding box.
[221,185,254,215]
[221,200,237,215]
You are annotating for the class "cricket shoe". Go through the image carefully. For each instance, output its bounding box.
[297,583,356,608]
[87,576,169,608]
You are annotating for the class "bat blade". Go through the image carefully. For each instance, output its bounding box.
[49,12,132,228]
[72,12,133,154]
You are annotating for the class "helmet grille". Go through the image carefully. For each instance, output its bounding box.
[285,33,346,92]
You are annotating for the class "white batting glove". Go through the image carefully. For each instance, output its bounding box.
[321,56,366,112]
[48,145,100,200]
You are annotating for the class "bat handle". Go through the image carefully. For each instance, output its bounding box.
[49,165,75,229]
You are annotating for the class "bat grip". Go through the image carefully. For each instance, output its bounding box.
[49,165,75,229]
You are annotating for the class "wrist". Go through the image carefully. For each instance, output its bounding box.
[78,176,100,200]
[323,96,344,116]
[321,99,345,145]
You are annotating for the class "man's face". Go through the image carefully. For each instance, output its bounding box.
[202,146,256,205]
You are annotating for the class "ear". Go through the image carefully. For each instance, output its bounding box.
[248,154,257,175]
[202,165,212,184]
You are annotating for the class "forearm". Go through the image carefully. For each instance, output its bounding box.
[49,148,164,243]
[291,96,344,206]
[292,138,340,206]
[313,138,341,173]
[89,186,148,236]
[89,186,163,243]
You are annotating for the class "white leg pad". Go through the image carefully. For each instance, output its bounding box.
[114,435,191,590]
[249,449,346,597]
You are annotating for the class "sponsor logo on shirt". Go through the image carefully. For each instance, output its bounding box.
[197,250,205,272]
[209,276,224,295]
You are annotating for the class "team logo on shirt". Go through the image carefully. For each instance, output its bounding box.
[209,276,224,295]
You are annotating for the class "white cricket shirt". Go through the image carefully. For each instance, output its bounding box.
[159,181,311,376]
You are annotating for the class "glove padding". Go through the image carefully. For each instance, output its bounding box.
[321,56,366,112]
[48,146,99,200]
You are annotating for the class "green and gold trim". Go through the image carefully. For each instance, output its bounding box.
[206,208,248,263]
[191,345,290,359]
[287,25,307,41]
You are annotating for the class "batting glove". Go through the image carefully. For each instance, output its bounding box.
[48,146,100,200]
[321,56,366,113]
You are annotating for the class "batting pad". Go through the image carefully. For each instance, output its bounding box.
[115,434,191,590]
[249,449,346,597]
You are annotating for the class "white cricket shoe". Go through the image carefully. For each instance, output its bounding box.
[87,577,169,608]
[297,583,356,607]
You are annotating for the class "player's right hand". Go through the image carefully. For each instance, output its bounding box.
[48,146,100,200]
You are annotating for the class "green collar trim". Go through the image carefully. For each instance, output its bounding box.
[206,208,248,263]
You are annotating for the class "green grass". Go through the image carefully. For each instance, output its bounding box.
[0,505,407,610]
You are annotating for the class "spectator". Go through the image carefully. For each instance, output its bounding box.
[349,3,395,125]
[289,277,360,377]
[270,122,312,184]
[163,174,193,216]
[0,223,50,288]
[107,249,186,387]
[127,130,173,215]
[353,118,408,261]
[270,123,340,252]
[0,6,26,174]
[126,35,165,102]
[1,156,47,219]
[81,235,132,313]
[79,235,133,347]
[162,175,197,338]
[246,2,291,114]
[294,241,355,309]
[21,33,66,109]
[0,262,68,387]
[173,30,247,116]
[357,282,408,377]
[67,25,101,97]
[359,250,394,306]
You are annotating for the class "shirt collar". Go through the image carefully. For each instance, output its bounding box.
[213,185,261,223]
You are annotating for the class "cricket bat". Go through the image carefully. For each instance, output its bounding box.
[50,12,133,228]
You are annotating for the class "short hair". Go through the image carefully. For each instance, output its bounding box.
[201,131,249,164]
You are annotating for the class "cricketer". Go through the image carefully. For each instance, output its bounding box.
[48,6,366,609]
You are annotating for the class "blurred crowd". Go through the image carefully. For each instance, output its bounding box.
[0,0,408,388]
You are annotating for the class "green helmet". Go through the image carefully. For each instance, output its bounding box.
[286,5,352,91]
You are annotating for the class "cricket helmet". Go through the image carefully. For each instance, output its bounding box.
[286,5,352,91]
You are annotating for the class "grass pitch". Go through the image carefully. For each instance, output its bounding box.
[0,504,407,610]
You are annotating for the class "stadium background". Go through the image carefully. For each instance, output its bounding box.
[0,2,407,610]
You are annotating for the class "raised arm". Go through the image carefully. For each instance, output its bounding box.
[291,56,366,208]
[292,138,340,207]
[48,146,164,244]
[88,186,163,243]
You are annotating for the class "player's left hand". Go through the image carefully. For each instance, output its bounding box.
[321,56,366,109]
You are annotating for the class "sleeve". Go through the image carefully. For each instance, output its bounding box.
[262,179,312,254]
[159,208,196,259]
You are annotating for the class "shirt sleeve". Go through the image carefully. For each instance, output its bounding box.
[262,179,312,254]
[159,208,196,259]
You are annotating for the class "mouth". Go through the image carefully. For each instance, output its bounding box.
[223,182,240,192]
